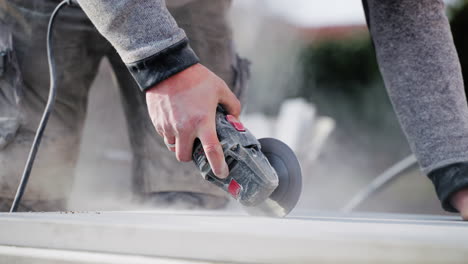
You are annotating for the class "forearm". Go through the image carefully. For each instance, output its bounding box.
[364,0,468,209]
[77,0,199,91]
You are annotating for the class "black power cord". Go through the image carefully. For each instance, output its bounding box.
[10,0,76,212]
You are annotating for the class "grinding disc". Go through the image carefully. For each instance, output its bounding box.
[258,138,302,216]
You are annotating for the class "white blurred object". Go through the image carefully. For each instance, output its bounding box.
[276,98,316,152]
[303,116,335,163]
[103,149,132,163]
[241,113,275,139]
[242,98,334,166]
[233,0,366,27]
[233,0,454,27]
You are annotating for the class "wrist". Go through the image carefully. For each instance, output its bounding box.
[146,63,205,96]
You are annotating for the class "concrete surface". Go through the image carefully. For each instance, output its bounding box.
[0,245,210,264]
[0,211,467,263]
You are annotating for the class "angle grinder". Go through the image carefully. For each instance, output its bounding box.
[192,107,302,217]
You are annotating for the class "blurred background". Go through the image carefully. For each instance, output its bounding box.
[69,0,468,215]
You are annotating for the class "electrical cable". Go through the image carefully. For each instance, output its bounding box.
[10,0,74,212]
[341,154,418,213]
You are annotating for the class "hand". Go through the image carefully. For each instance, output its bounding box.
[145,63,241,179]
[451,188,468,220]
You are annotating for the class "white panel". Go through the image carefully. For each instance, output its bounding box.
[0,211,466,263]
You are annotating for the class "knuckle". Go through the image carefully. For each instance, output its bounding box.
[174,122,186,133]
[216,76,227,87]
[203,143,221,155]
[198,115,212,126]
[150,116,157,125]
[233,99,241,112]
[162,124,173,133]
[235,97,241,107]
[155,125,164,135]
[176,151,191,162]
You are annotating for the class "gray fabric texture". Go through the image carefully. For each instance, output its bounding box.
[365,0,468,174]
[76,0,187,63]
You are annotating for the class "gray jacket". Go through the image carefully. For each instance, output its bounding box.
[77,0,199,91]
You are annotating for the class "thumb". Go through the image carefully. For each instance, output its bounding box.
[218,85,241,118]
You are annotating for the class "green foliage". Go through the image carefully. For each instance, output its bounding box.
[299,34,381,102]
[297,32,393,134]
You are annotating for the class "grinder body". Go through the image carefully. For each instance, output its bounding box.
[192,107,302,216]
[192,109,279,206]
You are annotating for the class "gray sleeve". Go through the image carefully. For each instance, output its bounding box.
[76,0,199,91]
[77,0,184,63]
[363,0,468,211]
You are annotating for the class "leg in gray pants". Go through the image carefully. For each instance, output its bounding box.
[0,0,249,211]
[363,0,468,211]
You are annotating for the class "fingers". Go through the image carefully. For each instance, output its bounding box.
[175,131,196,162]
[164,135,176,152]
[198,121,229,179]
[218,84,241,118]
[451,188,468,221]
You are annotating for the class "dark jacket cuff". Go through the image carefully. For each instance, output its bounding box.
[428,163,468,212]
[126,38,200,92]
